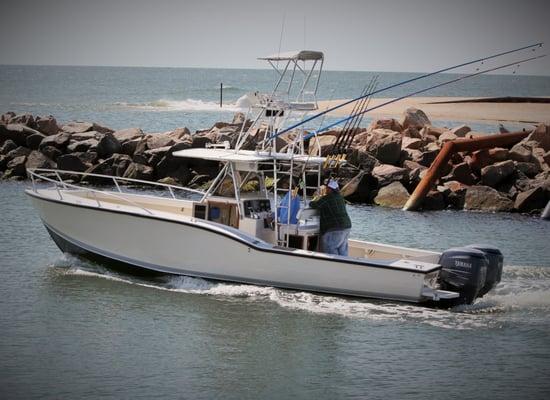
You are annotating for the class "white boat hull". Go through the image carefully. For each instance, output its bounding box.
[28,190,443,303]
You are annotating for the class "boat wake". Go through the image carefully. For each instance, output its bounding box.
[51,257,550,330]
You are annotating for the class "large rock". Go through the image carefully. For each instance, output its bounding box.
[401,108,431,130]
[147,132,177,150]
[34,115,59,136]
[509,142,534,162]
[438,131,458,144]
[480,160,515,187]
[40,146,62,161]
[6,146,31,161]
[39,132,71,151]
[364,129,402,165]
[8,113,35,128]
[123,162,154,181]
[5,155,28,178]
[25,151,56,170]
[70,131,100,141]
[372,164,408,187]
[515,161,540,178]
[420,125,446,138]
[308,135,337,156]
[374,181,410,208]
[526,124,550,152]
[423,190,446,210]
[62,121,113,134]
[464,185,514,212]
[56,154,92,172]
[368,118,402,133]
[1,112,15,124]
[401,136,423,150]
[112,127,144,143]
[442,162,476,185]
[345,148,379,171]
[26,133,46,150]
[67,138,99,153]
[0,139,17,155]
[514,186,548,213]
[443,180,468,209]
[0,123,42,146]
[96,133,121,158]
[121,138,142,156]
[450,124,471,138]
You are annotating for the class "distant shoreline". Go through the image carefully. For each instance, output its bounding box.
[318,96,550,125]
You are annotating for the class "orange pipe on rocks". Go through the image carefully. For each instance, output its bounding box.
[403,130,532,211]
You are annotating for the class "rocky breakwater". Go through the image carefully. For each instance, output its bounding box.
[1,109,549,215]
[309,108,550,214]
[0,111,255,189]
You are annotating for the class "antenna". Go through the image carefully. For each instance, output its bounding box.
[277,12,286,68]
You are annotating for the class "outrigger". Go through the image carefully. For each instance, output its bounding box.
[28,48,539,306]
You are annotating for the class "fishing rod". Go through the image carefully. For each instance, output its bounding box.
[304,53,547,141]
[264,42,543,142]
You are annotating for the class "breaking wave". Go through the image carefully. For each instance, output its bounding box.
[114,97,246,112]
[52,257,550,330]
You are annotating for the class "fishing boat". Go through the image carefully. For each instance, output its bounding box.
[27,48,531,306]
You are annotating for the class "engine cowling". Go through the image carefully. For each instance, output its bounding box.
[438,247,488,305]
[466,244,503,297]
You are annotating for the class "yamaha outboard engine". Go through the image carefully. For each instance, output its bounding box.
[466,244,503,296]
[438,247,488,306]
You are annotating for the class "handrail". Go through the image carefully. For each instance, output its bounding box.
[27,169,155,215]
[27,168,206,196]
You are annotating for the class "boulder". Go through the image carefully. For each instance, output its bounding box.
[509,142,534,162]
[372,164,408,187]
[62,121,113,134]
[40,146,62,161]
[443,180,468,209]
[374,181,410,208]
[515,161,540,178]
[1,112,15,124]
[368,118,402,133]
[26,133,46,150]
[6,146,31,161]
[56,154,92,172]
[0,139,17,155]
[8,113,35,128]
[526,124,550,152]
[420,125,446,138]
[34,115,59,136]
[25,151,56,170]
[113,154,133,177]
[450,124,471,138]
[442,162,476,185]
[112,127,144,143]
[401,108,431,130]
[70,131,100,141]
[415,148,439,167]
[532,147,549,172]
[0,123,42,146]
[308,135,337,156]
[364,129,402,165]
[401,136,423,150]
[5,155,28,178]
[488,148,509,163]
[481,160,515,187]
[438,131,458,144]
[345,148,379,171]
[464,185,514,212]
[96,133,121,158]
[39,132,71,151]
[123,162,155,181]
[146,132,178,150]
[514,186,548,213]
[121,138,142,156]
[67,138,99,153]
[423,190,446,210]
[544,151,550,167]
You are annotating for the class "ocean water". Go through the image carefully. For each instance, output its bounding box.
[1,65,550,134]
[1,181,549,399]
[1,65,550,399]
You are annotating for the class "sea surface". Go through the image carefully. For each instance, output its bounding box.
[1,65,550,399]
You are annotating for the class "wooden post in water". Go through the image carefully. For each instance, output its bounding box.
[220,83,223,108]
[403,130,533,211]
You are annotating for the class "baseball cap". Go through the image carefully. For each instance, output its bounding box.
[327,179,339,190]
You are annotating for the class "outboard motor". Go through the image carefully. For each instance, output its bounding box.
[466,244,504,297]
[438,247,488,305]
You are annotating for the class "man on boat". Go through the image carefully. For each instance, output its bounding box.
[309,179,352,256]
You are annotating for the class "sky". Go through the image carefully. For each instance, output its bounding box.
[0,0,549,75]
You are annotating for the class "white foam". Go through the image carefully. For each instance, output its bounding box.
[115,98,244,112]
[54,258,550,330]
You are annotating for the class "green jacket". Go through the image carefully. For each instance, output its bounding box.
[309,191,352,234]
